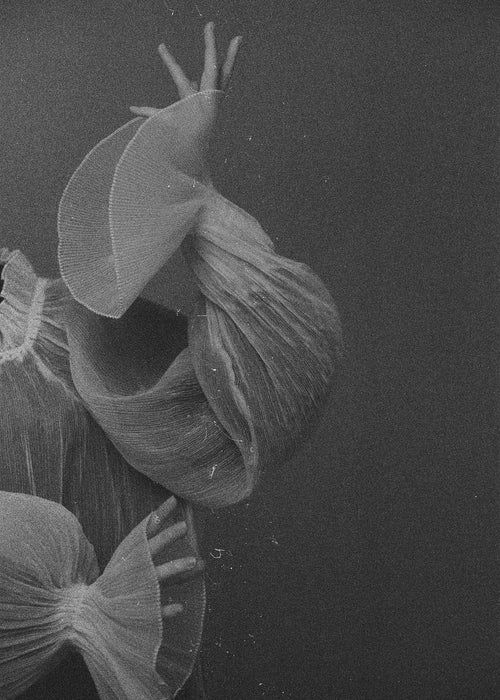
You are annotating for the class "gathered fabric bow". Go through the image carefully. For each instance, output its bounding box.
[0,492,204,699]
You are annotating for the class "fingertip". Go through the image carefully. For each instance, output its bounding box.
[147,495,178,537]
[156,495,178,520]
[162,602,184,618]
[194,559,206,575]
[204,22,216,47]
[231,36,243,52]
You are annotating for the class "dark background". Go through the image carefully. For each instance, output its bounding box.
[0,0,497,698]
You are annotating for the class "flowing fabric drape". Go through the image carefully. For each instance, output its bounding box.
[1,87,342,698]
[0,249,204,698]
[0,492,204,699]
[58,90,343,508]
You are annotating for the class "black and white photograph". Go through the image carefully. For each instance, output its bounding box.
[0,1,496,698]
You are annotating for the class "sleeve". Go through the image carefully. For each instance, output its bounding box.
[58,91,221,319]
[57,91,343,508]
[0,492,204,700]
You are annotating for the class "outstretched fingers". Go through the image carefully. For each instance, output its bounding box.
[202,22,243,91]
[146,497,205,620]
[129,23,242,118]
[157,22,243,100]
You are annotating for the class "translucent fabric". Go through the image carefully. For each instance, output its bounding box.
[58,92,220,318]
[0,88,342,696]
[0,492,204,699]
[57,91,344,507]
[0,249,204,697]
[0,248,181,564]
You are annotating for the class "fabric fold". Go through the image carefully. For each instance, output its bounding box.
[58,91,222,318]
[184,196,342,495]
[64,298,246,506]
[0,249,175,567]
[57,91,343,507]
[0,492,204,699]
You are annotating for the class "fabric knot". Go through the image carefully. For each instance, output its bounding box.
[57,582,92,641]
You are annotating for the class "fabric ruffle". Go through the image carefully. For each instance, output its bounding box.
[0,492,204,699]
[0,249,176,567]
[58,91,221,318]
[0,249,50,366]
[57,90,343,507]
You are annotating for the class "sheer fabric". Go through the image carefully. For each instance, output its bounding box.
[1,87,342,698]
[0,492,204,699]
[0,251,204,697]
[58,91,344,507]
[0,248,184,564]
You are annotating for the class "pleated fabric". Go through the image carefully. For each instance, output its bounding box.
[0,492,204,700]
[57,90,344,507]
[58,91,220,318]
[0,250,205,697]
[0,249,178,564]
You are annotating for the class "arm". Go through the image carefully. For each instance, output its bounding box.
[58,24,343,509]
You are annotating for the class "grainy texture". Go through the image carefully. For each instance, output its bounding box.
[0,251,206,697]
[0,494,204,698]
[0,0,496,698]
[57,90,342,507]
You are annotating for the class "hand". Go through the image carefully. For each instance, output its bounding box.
[146,496,204,620]
[130,21,242,118]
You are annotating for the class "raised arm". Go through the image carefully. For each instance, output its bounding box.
[58,23,343,508]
